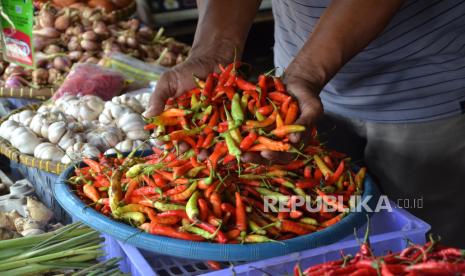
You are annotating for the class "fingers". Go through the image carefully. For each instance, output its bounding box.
[241,152,270,165]
[144,72,177,118]
[286,83,323,145]
[260,150,296,165]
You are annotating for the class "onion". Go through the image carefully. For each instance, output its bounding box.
[80,40,99,51]
[126,36,138,48]
[93,21,109,36]
[54,10,71,31]
[116,35,126,45]
[32,68,49,85]
[67,37,81,51]
[53,56,71,71]
[33,37,58,51]
[5,65,25,77]
[82,31,97,41]
[33,27,61,38]
[138,26,154,41]
[71,25,84,36]
[38,5,55,28]
[48,68,61,84]
[5,75,24,88]
[44,44,61,54]
[85,57,99,64]
[68,51,83,61]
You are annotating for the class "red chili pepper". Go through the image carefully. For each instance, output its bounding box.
[132,186,158,197]
[83,184,100,203]
[249,137,291,152]
[164,185,188,196]
[222,154,236,165]
[226,229,241,240]
[152,174,166,187]
[209,192,222,218]
[273,77,285,92]
[246,110,277,129]
[284,102,299,125]
[271,125,306,138]
[198,198,209,222]
[235,192,247,232]
[236,77,257,91]
[83,158,103,173]
[239,131,258,151]
[146,223,204,241]
[160,108,192,117]
[173,162,194,179]
[321,213,345,227]
[203,74,215,99]
[196,221,228,243]
[202,132,215,148]
[257,105,274,116]
[327,160,344,185]
[123,179,139,203]
[207,261,222,270]
[158,210,189,219]
[208,142,228,170]
[268,91,290,103]
[258,74,268,106]
[151,215,181,225]
[204,109,219,134]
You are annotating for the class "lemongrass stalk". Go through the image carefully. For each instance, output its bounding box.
[92,267,121,276]
[30,222,84,250]
[1,263,58,276]
[0,246,103,270]
[6,231,100,261]
[72,257,122,276]
[0,227,92,251]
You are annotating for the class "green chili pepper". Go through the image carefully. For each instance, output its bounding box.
[203,167,215,185]
[255,187,289,203]
[121,211,145,226]
[187,166,206,178]
[300,217,319,226]
[255,110,266,121]
[223,131,241,163]
[186,191,200,221]
[181,220,214,239]
[244,234,274,243]
[249,220,266,235]
[153,201,185,212]
[191,94,200,111]
[224,106,242,144]
[231,93,244,126]
[241,94,250,111]
[109,169,123,217]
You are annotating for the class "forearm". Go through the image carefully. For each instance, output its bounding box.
[192,0,261,61]
[286,0,404,92]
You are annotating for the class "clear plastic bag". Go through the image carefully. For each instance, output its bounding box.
[53,63,125,101]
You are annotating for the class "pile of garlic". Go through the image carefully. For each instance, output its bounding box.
[0,93,152,164]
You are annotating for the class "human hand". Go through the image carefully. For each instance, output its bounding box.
[241,72,324,165]
[145,54,231,118]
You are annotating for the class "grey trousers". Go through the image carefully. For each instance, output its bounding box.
[318,113,465,247]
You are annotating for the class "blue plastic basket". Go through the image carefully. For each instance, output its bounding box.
[109,205,430,276]
[54,156,380,262]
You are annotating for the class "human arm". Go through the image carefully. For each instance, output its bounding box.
[145,0,261,117]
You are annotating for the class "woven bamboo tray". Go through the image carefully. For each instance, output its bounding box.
[0,104,67,174]
[0,87,55,100]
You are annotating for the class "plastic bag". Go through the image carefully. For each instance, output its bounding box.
[53,63,125,101]
[100,52,167,87]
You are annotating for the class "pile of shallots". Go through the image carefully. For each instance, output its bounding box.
[0,4,189,89]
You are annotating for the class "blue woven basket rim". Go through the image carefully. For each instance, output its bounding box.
[53,151,380,261]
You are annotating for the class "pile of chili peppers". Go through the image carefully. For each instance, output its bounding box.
[69,62,367,244]
[295,234,465,275]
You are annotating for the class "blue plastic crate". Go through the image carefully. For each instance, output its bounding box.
[105,205,429,276]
